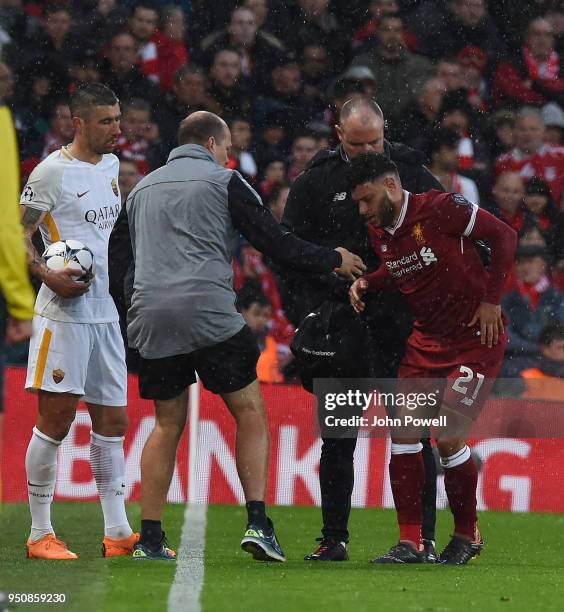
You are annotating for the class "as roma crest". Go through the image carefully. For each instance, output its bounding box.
[52,368,65,384]
[111,178,119,197]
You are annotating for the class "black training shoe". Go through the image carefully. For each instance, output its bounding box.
[304,538,349,561]
[132,531,176,561]
[241,518,285,562]
[423,539,437,563]
[370,542,426,564]
[438,532,484,565]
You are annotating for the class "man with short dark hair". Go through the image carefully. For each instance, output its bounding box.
[116,99,165,175]
[209,48,252,119]
[109,110,365,561]
[101,32,159,107]
[128,2,160,85]
[521,324,564,400]
[158,64,219,152]
[199,6,285,94]
[281,97,442,562]
[427,128,480,205]
[501,245,564,378]
[348,13,434,129]
[40,102,74,160]
[348,152,517,564]
[20,83,137,560]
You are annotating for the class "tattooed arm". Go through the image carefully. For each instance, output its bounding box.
[20,205,89,298]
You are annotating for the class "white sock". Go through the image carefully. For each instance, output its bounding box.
[440,445,471,469]
[391,442,423,455]
[26,426,60,542]
[90,431,132,539]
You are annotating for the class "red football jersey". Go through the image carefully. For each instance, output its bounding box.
[366,190,494,350]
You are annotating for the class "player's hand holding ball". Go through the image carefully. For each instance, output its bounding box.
[350,278,369,314]
[42,240,95,298]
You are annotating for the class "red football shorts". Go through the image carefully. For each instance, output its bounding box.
[398,333,507,421]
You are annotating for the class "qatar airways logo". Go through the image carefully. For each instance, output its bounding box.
[385,247,437,277]
[84,203,121,230]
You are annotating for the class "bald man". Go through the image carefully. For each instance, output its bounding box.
[281,98,442,562]
[109,110,365,561]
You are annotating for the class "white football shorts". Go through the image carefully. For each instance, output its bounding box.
[25,315,127,406]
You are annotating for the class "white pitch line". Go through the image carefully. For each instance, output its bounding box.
[168,502,208,612]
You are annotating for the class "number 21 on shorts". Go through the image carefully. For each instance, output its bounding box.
[451,365,485,406]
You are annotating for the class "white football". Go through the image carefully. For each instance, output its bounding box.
[43,240,95,281]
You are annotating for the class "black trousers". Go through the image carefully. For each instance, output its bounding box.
[318,434,437,543]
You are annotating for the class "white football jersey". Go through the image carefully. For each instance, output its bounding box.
[21,147,121,323]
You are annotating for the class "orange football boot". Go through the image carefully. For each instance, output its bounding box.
[26,534,78,559]
[102,532,140,557]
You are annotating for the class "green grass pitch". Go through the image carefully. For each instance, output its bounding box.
[1,503,563,611]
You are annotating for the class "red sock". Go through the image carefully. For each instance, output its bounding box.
[389,452,424,547]
[444,456,478,539]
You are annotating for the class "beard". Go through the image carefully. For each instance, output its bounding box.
[377,193,397,227]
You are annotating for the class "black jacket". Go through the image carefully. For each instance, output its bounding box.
[279,140,442,375]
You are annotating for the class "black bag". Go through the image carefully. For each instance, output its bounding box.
[290,300,373,392]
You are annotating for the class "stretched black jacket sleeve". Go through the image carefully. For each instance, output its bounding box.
[228,172,341,274]
[108,202,135,324]
[280,169,317,242]
[280,165,349,298]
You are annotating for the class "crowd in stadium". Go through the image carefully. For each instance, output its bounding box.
[1,0,564,393]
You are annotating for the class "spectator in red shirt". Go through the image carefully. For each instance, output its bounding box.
[458,45,489,112]
[116,98,165,175]
[493,17,564,109]
[501,244,564,377]
[154,5,189,93]
[523,177,559,234]
[438,89,489,174]
[495,106,564,204]
[486,171,530,234]
[236,282,291,384]
[233,244,295,346]
[427,128,480,206]
[258,158,287,200]
[128,3,160,85]
[351,0,420,54]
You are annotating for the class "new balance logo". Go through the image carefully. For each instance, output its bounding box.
[333,192,347,201]
[420,246,437,265]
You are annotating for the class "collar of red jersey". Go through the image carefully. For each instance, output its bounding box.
[384,190,410,235]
